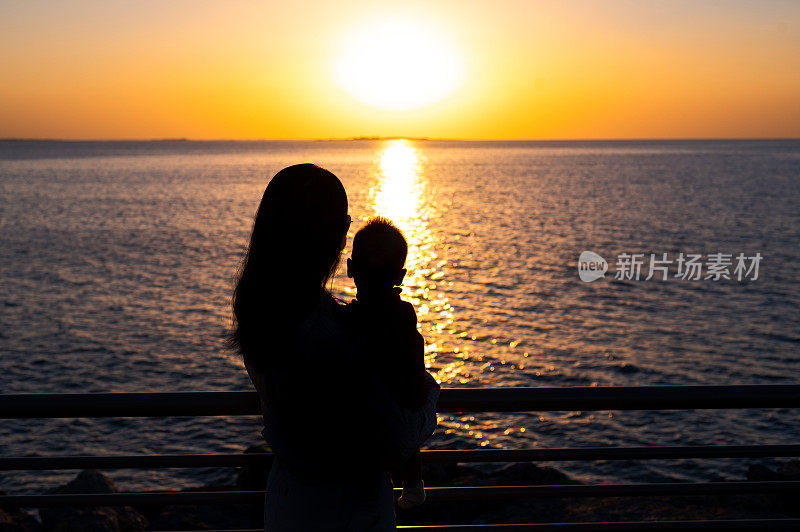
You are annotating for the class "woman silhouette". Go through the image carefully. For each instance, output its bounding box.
[231,164,439,531]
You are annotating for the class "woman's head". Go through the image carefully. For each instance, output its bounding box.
[230,164,348,369]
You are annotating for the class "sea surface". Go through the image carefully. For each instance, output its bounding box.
[1,139,799,494]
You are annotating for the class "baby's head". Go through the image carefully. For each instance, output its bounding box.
[347,217,407,297]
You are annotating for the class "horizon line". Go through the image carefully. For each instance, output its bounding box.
[2,136,799,143]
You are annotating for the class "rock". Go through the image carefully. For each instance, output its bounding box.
[149,502,258,531]
[48,507,118,532]
[146,506,209,531]
[113,507,148,531]
[0,507,42,532]
[63,471,116,494]
[492,462,574,486]
[616,362,639,374]
[439,464,489,487]
[748,460,800,482]
[747,464,788,481]
[420,463,460,486]
[747,461,800,516]
[776,460,800,480]
[38,470,147,531]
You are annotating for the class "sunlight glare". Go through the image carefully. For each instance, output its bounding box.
[334,19,464,111]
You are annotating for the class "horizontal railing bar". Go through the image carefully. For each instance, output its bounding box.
[0,391,260,419]
[3,481,800,507]
[421,444,800,463]
[1,385,800,418]
[4,444,800,471]
[0,454,259,471]
[133,521,800,532]
[395,520,800,531]
[438,385,800,413]
[0,490,264,507]
[396,520,800,531]
[420,481,800,500]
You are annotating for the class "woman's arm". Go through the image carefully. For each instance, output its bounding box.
[246,293,440,479]
[251,357,439,479]
[355,370,440,470]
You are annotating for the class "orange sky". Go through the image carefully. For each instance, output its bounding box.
[1,0,799,140]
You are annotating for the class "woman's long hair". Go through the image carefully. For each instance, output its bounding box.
[229,164,348,371]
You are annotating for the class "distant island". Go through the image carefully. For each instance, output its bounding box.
[319,136,434,141]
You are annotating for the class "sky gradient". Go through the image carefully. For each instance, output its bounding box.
[1,0,799,140]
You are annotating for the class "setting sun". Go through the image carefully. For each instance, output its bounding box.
[333,19,465,111]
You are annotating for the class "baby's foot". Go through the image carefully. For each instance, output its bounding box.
[398,481,425,509]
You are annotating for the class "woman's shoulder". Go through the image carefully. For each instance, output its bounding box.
[301,289,346,326]
[294,289,355,356]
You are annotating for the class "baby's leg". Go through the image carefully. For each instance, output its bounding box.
[398,450,425,509]
[402,450,422,486]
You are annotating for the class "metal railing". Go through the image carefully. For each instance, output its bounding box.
[1,385,799,531]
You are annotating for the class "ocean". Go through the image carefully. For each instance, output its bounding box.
[1,139,798,494]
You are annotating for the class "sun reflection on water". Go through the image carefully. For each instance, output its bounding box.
[371,140,463,383]
[373,140,430,290]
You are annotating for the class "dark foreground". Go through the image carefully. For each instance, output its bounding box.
[2,447,799,531]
